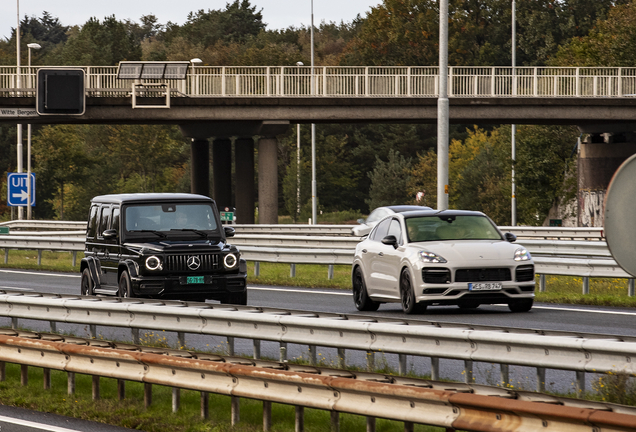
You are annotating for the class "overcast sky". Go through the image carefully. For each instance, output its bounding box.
[2,0,381,40]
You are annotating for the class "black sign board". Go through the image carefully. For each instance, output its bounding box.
[36,69,85,115]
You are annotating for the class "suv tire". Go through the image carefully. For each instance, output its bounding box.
[352,267,380,311]
[400,269,426,314]
[222,291,247,305]
[508,299,533,312]
[118,270,132,298]
[81,268,94,296]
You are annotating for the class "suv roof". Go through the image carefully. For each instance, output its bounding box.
[90,193,213,205]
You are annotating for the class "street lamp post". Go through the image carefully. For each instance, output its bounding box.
[511,0,517,226]
[310,0,317,225]
[437,0,449,211]
[16,0,23,220]
[26,43,40,220]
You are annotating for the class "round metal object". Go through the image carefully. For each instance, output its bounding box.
[605,153,636,277]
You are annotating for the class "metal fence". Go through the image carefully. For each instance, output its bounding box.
[2,66,636,98]
[2,330,635,432]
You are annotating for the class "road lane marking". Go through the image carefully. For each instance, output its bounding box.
[0,415,83,431]
[0,286,33,291]
[0,269,78,278]
[248,286,352,296]
[533,305,636,316]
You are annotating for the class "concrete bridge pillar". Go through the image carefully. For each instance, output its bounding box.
[578,132,636,226]
[213,138,233,211]
[190,138,210,197]
[235,138,255,224]
[258,136,278,224]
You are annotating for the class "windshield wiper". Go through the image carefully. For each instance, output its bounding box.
[170,228,209,238]
[130,229,167,238]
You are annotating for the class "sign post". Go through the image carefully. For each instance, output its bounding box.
[7,173,36,207]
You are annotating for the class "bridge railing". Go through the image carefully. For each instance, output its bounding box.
[2,66,636,98]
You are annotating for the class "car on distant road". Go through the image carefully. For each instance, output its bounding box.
[351,205,432,236]
[351,209,535,314]
[80,193,247,304]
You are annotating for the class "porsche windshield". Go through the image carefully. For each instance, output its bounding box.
[405,215,501,242]
[124,203,219,233]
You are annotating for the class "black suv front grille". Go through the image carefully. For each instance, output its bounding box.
[422,268,451,284]
[165,254,220,272]
[516,265,535,282]
[455,268,511,282]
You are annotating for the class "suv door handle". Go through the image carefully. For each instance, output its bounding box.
[378,252,384,257]
[361,249,367,253]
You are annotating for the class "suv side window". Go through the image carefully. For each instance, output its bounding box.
[111,206,120,234]
[371,217,391,242]
[87,205,99,239]
[388,218,403,245]
[98,205,111,238]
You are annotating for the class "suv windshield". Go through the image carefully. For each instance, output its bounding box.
[406,215,501,242]
[124,203,219,234]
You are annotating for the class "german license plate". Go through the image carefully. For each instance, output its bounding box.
[468,282,502,291]
[187,276,205,284]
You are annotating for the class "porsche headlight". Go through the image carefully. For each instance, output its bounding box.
[514,247,532,261]
[419,250,447,263]
[145,255,163,271]
[224,253,238,269]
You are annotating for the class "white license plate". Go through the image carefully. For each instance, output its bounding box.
[468,282,503,291]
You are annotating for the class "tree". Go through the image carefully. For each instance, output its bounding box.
[366,150,412,209]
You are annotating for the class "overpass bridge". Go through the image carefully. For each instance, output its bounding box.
[2,65,636,224]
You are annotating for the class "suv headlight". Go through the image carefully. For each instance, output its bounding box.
[419,250,447,263]
[145,256,163,271]
[514,247,532,261]
[224,253,238,269]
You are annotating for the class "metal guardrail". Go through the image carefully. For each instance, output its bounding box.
[1,291,635,398]
[2,66,636,98]
[3,330,635,432]
[0,220,87,231]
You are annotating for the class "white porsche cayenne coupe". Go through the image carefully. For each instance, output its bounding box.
[351,210,535,314]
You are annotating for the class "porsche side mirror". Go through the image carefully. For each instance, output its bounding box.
[381,235,399,249]
[504,232,517,243]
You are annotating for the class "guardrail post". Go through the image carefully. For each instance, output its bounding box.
[117,379,125,400]
[500,364,509,387]
[72,251,77,267]
[92,375,100,400]
[576,371,585,397]
[280,343,287,362]
[295,406,304,432]
[11,318,18,330]
[539,274,546,292]
[227,336,235,356]
[201,392,209,419]
[464,360,473,383]
[629,279,635,297]
[49,321,57,333]
[4,249,8,264]
[253,339,261,359]
[331,411,340,432]
[255,262,260,276]
[290,264,296,277]
[144,383,152,408]
[177,332,185,349]
[21,364,28,386]
[263,400,272,431]
[43,368,51,389]
[68,372,75,394]
[132,328,140,344]
[398,354,407,375]
[37,250,42,266]
[231,396,240,425]
[367,416,376,432]
[366,351,375,371]
[536,367,546,392]
[0,361,5,381]
[431,357,439,380]
[328,265,334,280]
[338,348,346,369]
[172,387,180,412]
[404,421,414,432]
[309,345,317,365]
[89,324,97,339]
[582,277,590,295]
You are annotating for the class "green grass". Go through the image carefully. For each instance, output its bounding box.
[2,251,636,307]
[0,362,443,432]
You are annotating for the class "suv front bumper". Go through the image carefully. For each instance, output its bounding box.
[131,272,247,300]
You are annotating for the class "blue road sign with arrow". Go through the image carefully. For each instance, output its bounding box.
[7,173,36,207]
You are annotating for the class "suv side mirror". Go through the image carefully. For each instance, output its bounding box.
[504,232,517,243]
[357,218,365,224]
[224,226,236,238]
[102,229,118,240]
[381,235,399,249]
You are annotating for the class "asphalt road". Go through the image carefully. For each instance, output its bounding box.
[1,267,635,395]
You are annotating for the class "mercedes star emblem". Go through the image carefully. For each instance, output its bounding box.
[187,256,201,270]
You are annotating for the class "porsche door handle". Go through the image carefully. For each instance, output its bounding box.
[378,252,384,257]
[361,249,367,253]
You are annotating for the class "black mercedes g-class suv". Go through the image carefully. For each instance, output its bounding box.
[80,193,247,304]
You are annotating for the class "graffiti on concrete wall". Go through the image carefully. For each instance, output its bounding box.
[579,189,606,227]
